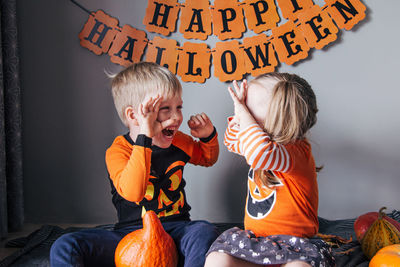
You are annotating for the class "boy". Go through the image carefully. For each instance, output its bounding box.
[50,62,219,267]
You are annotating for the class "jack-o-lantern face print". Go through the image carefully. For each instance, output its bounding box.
[246,169,282,220]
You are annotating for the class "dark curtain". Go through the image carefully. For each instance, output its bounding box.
[0,0,23,239]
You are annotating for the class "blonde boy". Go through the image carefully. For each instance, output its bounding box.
[50,62,219,267]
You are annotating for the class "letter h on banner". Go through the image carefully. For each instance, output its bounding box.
[79,10,119,55]
[143,0,180,36]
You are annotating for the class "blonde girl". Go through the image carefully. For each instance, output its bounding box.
[205,73,334,267]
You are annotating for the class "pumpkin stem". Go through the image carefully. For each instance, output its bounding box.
[143,211,165,238]
[378,207,387,219]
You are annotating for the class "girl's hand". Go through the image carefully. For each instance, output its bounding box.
[188,113,214,139]
[137,95,163,137]
[228,80,249,126]
[228,80,257,129]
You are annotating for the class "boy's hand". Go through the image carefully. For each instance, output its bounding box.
[188,113,214,139]
[228,79,255,129]
[136,95,163,138]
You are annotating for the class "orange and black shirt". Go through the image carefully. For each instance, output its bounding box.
[106,129,219,228]
[225,119,319,238]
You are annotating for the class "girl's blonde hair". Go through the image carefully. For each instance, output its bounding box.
[251,72,319,186]
[110,62,182,126]
[250,72,318,144]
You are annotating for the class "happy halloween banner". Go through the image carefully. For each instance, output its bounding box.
[78,0,366,83]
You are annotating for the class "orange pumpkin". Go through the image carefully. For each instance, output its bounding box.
[369,244,400,267]
[361,208,400,259]
[115,211,178,267]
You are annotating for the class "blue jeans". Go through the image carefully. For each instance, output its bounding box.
[50,220,219,267]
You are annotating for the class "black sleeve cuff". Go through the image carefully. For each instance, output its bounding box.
[200,127,217,143]
[135,134,152,147]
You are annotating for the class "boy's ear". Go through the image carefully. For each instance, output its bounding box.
[125,106,139,126]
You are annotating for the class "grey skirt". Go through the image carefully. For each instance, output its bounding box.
[207,227,335,266]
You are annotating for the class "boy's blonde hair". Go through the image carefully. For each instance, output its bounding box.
[250,72,318,145]
[110,62,182,126]
[251,73,319,187]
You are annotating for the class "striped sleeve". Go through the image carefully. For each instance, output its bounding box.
[223,117,241,155]
[237,124,291,172]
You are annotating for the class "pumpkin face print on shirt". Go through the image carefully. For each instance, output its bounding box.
[141,155,189,219]
[246,169,283,220]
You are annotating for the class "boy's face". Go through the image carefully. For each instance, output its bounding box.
[153,93,183,148]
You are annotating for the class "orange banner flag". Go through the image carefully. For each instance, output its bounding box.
[243,34,278,76]
[211,0,246,40]
[275,0,315,21]
[143,0,180,36]
[325,0,366,30]
[179,0,212,40]
[297,5,339,50]
[271,20,310,65]
[146,36,179,74]
[177,42,211,83]
[108,25,148,67]
[242,0,280,34]
[213,40,246,82]
[79,10,119,55]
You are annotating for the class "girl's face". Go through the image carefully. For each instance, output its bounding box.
[246,78,276,126]
[152,93,183,148]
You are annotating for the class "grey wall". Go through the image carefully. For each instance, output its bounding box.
[17,0,400,224]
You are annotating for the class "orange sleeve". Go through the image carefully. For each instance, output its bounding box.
[105,135,152,202]
[173,129,219,167]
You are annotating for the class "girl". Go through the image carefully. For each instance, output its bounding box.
[205,73,335,267]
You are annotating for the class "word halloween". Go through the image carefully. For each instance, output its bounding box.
[79,0,366,83]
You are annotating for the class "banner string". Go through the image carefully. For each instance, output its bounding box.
[69,0,92,15]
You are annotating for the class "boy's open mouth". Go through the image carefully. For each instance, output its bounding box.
[162,127,175,137]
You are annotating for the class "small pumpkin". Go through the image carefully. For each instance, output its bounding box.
[369,244,400,267]
[115,210,178,267]
[361,208,400,259]
[354,207,400,242]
